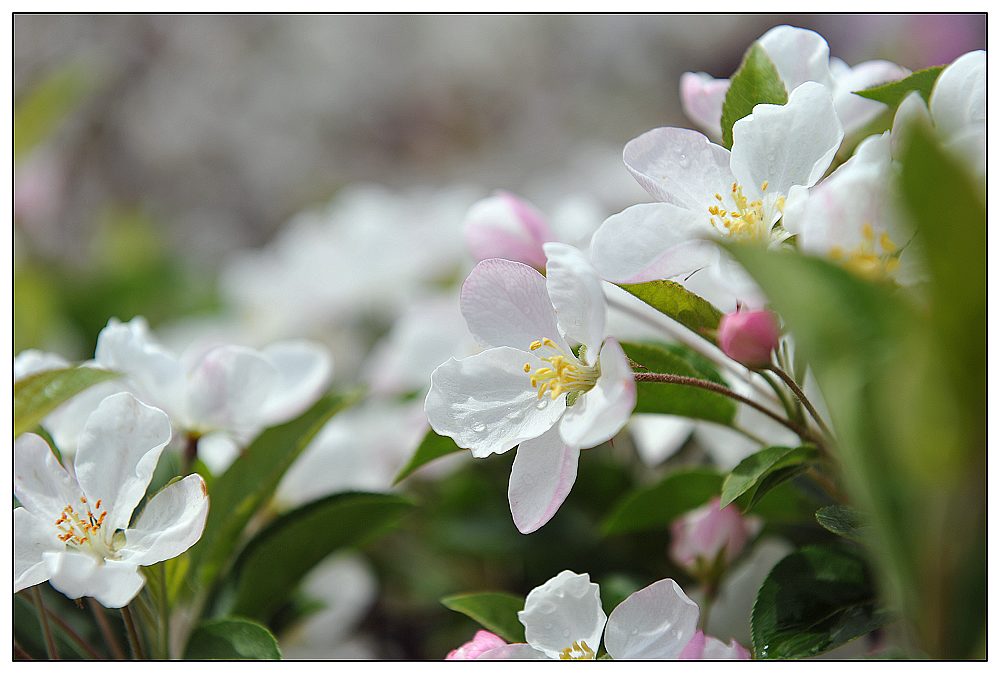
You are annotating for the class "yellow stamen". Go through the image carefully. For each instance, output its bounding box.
[523,338,599,401]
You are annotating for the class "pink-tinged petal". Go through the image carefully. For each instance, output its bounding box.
[257,340,333,427]
[717,310,781,368]
[730,82,843,204]
[543,242,606,358]
[679,630,707,658]
[702,635,752,659]
[94,316,186,415]
[680,72,729,141]
[460,258,569,353]
[623,127,734,211]
[629,415,694,467]
[120,474,209,566]
[604,578,700,660]
[833,60,910,137]
[43,551,145,608]
[15,507,62,592]
[74,392,172,532]
[185,345,279,433]
[520,570,607,659]
[463,191,554,270]
[477,644,550,660]
[14,433,84,522]
[670,497,758,573]
[445,630,508,660]
[929,50,985,140]
[559,339,636,449]
[508,426,580,534]
[424,348,565,458]
[757,25,834,91]
[590,203,718,284]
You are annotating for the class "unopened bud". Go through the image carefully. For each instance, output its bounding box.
[463,191,554,270]
[717,309,780,368]
[445,630,507,660]
[670,497,760,580]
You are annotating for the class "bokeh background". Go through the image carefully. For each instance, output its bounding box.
[13,14,986,660]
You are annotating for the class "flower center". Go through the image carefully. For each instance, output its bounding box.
[54,496,118,559]
[707,181,782,241]
[829,222,900,279]
[558,640,595,660]
[523,338,600,401]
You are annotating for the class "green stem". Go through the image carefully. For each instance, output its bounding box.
[632,372,819,446]
[760,369,802,425]
[41,603,102,659]
[766,365,835,441]
[32,587,59,660]
[121,604,147,660]
[158,564,171,660]
[89,598,126,660]
[699,582,718,631]
[14,641,34,660]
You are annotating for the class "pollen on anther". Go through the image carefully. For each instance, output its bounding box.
[529,340,542,351]
[523,363,531,373]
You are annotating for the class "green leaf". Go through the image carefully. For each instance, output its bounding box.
[441,592,526,644]
[15,63,94,160]
[186,392,357,592]
[14,367,120,437]
[602,467,722,535]
[620,341,737,426]
[752,544,892,659]
[721,42,788,149]
[854,66,944,107]
[617,280,723,342]
[393,429,465,485]
[815,505,869,543]
[721,445,817,509]
[229,492,412,621]
[184,617,281,660]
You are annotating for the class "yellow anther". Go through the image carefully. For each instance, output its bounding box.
[523,338,599,401]
[523,363,531,373]
[761,180,769,191]
[714,193,723,201]
[529,340,542,351]
[879,232,897,253]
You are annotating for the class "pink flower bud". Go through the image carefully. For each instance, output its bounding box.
[670,498,760,576]
[717,309,780,368]
[463,191,554,270]
[445,630,507,660]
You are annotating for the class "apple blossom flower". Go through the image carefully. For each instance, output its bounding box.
[14,392,208,608]
[681,25,908,143]
[463,191,555,270]
[93,316,332,466]
[717,309,781,368]
[478,570,748,660]
[446,630,508,660]
[425,243,636,533]
[784,131,920,284]
[670,497,762,581]
[891,50,985,180]
[591,81,843,298]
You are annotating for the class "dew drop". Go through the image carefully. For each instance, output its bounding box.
[535,399,549,410]
[509,408,523,421]
[472,422,486,433]
[677,153,690,168]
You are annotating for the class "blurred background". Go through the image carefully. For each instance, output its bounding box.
[13,14,986,660]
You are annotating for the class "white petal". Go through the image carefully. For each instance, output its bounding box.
[15,433,84,521]
[629,415,694,467]
[833,60,910,137]
[680,72,729,141]
[43,551,145,608]
[520,570,607,659]
[590,203,717,284]
[121,474,209,566]
[604,578,700,660]
[196,432,242,475]
[730,81,843,201]
[543,242,606,357]
[185,345,279,433]
[13,349,69,380]
[257,340,333,427]
[701,636,751,659]
[477,644,550,660]
[94,317,186,416]
[460,258,568,352]
[929,50,985,140]
[891,90,933,158]
[424,348,565,458]
[559,339,636,449]
[758,25,834,91]
[44,381,125,457]
[508,426,580,534]
[623,127,734,210]
[74,392,172,532]
[14,507,61,592]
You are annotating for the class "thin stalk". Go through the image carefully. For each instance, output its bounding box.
[181,432,199,475]
[699,583,718,631]
[89,598,126,660]
[158,564,171,660]
[766,365,835,441]
[632,372,818,445]
[761,369,803,425]
[121,604,147,660]
[42,605,102,659]
[14,641,34,660]
[32,587,59,660]
[606,293,780,405]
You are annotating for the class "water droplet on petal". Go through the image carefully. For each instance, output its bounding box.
[677,153,690,168]
[509,408,523,421]
[472,422,486,433]
[535,399,549,410]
